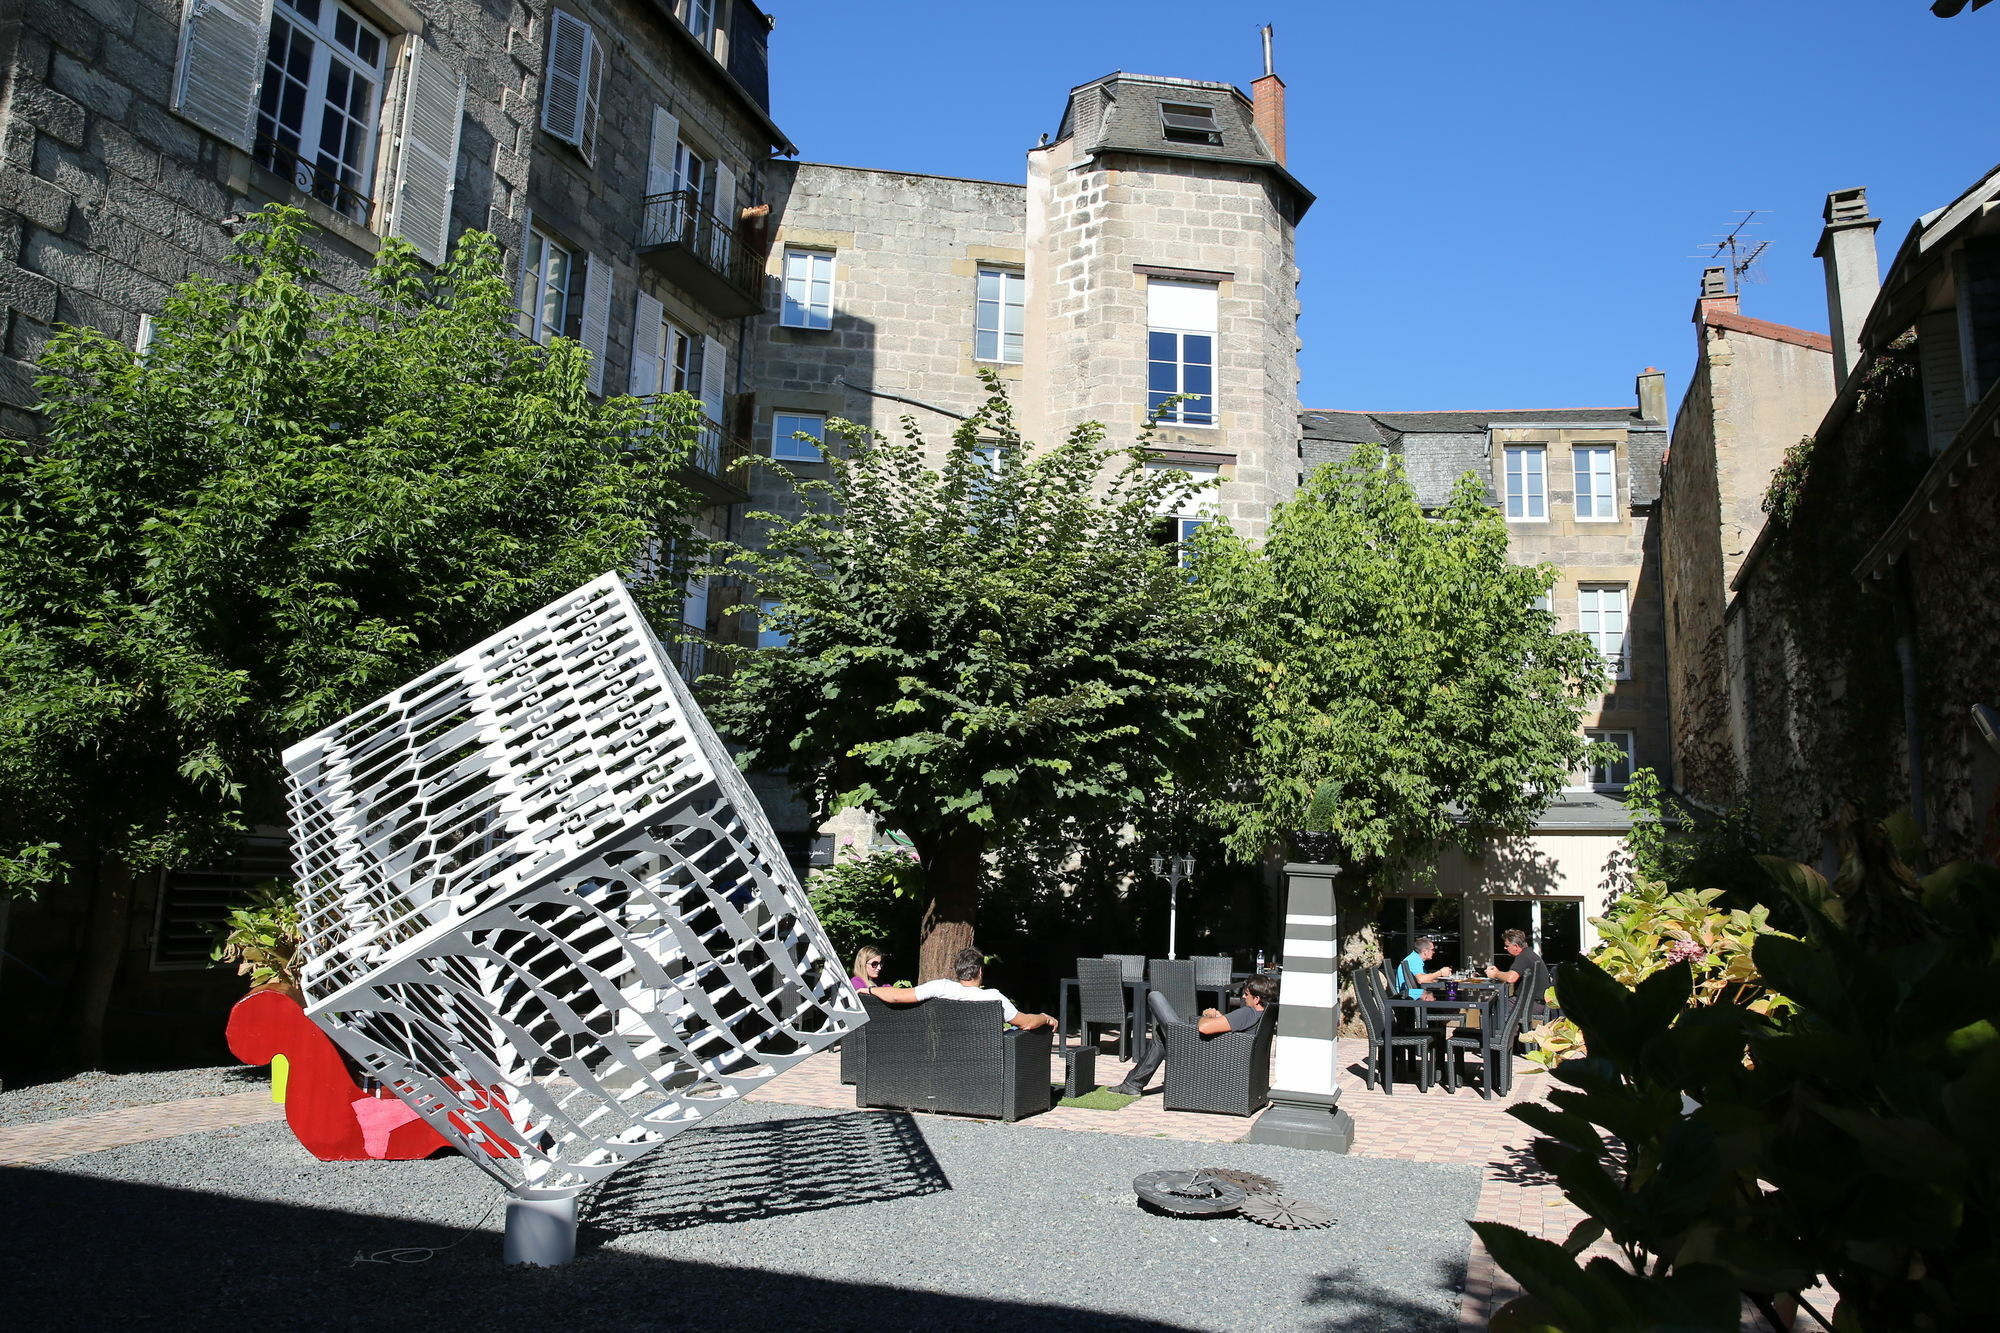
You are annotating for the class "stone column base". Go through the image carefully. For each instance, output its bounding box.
[1244,1090,1355,1153]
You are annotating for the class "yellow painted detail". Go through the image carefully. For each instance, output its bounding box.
[271,1053,289,1105]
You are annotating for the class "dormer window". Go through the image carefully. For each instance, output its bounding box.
[1159,102,1222,147]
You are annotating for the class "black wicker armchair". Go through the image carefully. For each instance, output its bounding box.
[853,995,1052,1121]
[1159,1004,1277,1116]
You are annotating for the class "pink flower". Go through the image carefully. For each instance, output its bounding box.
[1665,938,1708,965]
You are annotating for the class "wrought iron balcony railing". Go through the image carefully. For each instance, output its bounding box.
[255,134,372,223]
[634,397,752,499]
[638,190,764,318]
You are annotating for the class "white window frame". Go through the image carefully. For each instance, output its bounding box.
[677,0,717,50]
[255,0,389,223]
[1530,589,1553,615]
[1504,445,1547,521]
[1585,730,1636,790]
[519,227,573,345]
[974,267,1024,364]
[1146,280,1217,427]
[1578,583,1630,679]
[1573,444,1618,521]
[772,411,825,462]
[781,248,834,329]
[1491,898,1587,963]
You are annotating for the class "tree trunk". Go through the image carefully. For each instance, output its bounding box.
[59,852,134,1070]
[914,828,984,982]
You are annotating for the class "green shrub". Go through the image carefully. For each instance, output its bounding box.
[209,880,303,991]
[1478,817,2000,1332]
[807,848,924,979]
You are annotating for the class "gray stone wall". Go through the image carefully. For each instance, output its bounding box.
[744,160,1029,525]
[0,0,541,440]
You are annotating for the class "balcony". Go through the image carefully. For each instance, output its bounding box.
[638,190,765,319]
[637,397,751,502]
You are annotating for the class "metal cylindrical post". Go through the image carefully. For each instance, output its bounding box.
[503,1195,579,1266]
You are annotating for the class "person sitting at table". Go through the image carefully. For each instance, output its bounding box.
[1107,973,1278,1097]
[849,944,885,991]
[1397,934,1454,998]
[865,946,1056,1029]
[1485,929,1545,1012]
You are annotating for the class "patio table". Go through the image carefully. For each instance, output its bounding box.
[1386,990,1504,1099]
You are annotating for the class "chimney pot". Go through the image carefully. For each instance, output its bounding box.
[1700,267,1728,300]
[1636,366,1667,424]
[1814,186,1881,385]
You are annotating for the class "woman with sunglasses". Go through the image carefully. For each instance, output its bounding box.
[849,945,886,991]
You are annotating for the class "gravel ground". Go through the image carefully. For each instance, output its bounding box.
[0,1063,264,1125]
[12,1096,1478,1332]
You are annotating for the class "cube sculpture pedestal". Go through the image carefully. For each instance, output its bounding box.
[285,574,864,1263]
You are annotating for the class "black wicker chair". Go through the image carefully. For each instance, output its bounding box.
[1159,1004,1277,1115]
[1148,958,1197,1021]
[854,995,1052,1121]
[1075,957,1132,1059]
[1356,963,1435,1094]
[1103,953,1146,983]
[1444,961,1544,1098]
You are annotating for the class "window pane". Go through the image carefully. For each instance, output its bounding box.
[772,412,824,461]
[1491,900,1533,962]
[1541,902,1584,966]
[756,599,789,650]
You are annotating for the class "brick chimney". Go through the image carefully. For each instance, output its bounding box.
[1635,366,1666,423]
[1252,25,1286,165]
[1813,186,1881,385]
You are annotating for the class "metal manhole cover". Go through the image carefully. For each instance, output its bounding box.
[1132,1169,1247,1217]
[1197,1167,1280,1196]
[1240,1193,1336,1229]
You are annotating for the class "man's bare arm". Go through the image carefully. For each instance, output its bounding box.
[867,986,922,1004]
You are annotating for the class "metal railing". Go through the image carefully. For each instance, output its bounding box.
[255,134,372,222]
[638,189,763,300]
[634,397,751,491]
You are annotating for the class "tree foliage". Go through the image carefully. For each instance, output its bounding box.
[0,205,699,1059]
[1192,445,1607,892]
[711,381,1226,978]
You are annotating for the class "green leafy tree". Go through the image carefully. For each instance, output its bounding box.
[1193,445,1608,898]
[711,381,1227,980]
[0,205,700,1064]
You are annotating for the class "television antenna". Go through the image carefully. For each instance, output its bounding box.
[1691,211,1770,293]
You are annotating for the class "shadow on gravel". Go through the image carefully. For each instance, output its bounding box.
[1302,1260,1468,1332]
[581,1109,949,1239]
[5,1165,1191,1331]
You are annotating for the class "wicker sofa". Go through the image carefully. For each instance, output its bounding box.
[853,994,1052,1121]
[1160,1004,1278,1116]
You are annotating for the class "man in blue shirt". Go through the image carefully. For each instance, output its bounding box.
[1398,934,1454,998]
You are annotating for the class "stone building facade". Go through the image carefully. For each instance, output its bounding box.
[1296,389,1671,967]
[1657,273,1834,800]
[0,0,789,1064]
[1663,171,2000,869]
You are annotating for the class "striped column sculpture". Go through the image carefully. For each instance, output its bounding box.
[1245,862,1355,1152]
[285,573,865,1263]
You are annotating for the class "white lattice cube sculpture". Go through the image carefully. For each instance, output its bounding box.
[285,573,862,1252]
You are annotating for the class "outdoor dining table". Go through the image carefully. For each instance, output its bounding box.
[1385,983,1507,1099]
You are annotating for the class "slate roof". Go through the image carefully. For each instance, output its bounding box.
[1299,408,1667,508]
[1532,791,1637,833]
[1054,73,1314,217]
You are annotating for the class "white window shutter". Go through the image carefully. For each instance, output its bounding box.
[699,334,726,423]
[172,0,272,150]
[714,162,736,223]
[540,11,590,147]
[579,27,605,163]
[385,41,465,265]
[629,291,666,396]
[580,253,613,396]
[646,106,680,197]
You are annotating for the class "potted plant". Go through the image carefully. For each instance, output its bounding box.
[209,880,304,996]
[1290,779,1340,864]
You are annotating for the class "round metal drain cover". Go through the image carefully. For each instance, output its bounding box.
[1133,1169,1247,1217]
[1197,1167,1280,1196]
[1240,1193,1336,1229]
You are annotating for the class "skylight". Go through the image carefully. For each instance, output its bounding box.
[1159,101,1223,147]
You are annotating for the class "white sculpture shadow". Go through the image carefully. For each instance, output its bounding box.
[284,573,863,1261]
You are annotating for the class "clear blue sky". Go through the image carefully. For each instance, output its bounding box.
[764,1,1996,415]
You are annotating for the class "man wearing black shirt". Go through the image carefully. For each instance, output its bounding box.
[1486,929,1544,1015]
[1109,973,1277,1097]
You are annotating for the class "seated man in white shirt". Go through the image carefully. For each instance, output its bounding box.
[866,946,1056,1029]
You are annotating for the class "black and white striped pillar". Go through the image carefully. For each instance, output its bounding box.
[1245,861,1355,1152]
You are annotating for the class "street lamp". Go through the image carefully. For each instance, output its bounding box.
[1150,853,1194,959]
